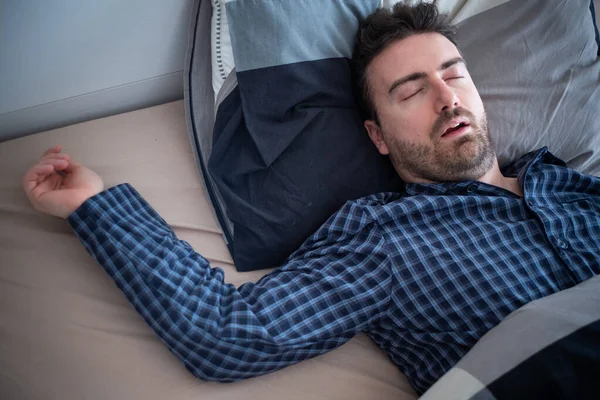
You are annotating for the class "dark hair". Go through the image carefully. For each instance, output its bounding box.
[352,1,458,124]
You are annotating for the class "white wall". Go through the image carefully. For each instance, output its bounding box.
[0,0,195,141]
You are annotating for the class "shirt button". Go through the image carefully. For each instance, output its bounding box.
[467,184,476,193]
[557,239,569,249]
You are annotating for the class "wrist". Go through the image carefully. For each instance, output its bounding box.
[64,190,102,219]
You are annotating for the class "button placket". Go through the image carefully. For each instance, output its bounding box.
[526,199,534,208]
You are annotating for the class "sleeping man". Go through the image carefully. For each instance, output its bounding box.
[21,2,600,394]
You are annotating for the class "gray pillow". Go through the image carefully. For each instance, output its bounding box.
[458,0,600,175]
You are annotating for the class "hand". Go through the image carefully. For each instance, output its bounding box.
[22,145,105,219]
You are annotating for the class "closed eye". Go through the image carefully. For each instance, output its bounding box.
[403,88,423,101]
[445,76,464,81]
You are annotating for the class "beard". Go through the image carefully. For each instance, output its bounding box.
[384,107,496,183]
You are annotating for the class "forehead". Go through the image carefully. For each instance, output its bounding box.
[367,33,462,91]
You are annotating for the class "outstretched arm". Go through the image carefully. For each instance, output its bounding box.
[66,183,392,381]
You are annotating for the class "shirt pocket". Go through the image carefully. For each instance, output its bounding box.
[553,192,600,214]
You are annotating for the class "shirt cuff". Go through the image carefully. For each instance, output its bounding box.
[67,183,171,238]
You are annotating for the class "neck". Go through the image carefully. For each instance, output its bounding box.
[476,160,523,197]
[401,160,523,197]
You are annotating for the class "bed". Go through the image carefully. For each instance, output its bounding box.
[0,100,414,399]
[1,0,599,399]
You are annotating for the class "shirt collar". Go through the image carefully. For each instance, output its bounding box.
[403,147,566,197]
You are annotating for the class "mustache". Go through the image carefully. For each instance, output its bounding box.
[430,107,477,139]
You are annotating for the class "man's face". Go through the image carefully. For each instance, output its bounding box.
[364,33,495,183]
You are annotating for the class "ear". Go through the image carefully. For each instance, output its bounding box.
[364,120,390,155]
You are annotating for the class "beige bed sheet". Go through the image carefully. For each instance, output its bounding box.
[0,100,416,400]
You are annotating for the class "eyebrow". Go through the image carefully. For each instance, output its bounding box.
[387,57,465,95]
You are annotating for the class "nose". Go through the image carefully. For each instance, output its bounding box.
[434,79,460,114]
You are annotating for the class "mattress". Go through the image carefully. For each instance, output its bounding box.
[0,101,416,400]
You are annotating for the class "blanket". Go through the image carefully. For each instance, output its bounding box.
[421,274,600,399]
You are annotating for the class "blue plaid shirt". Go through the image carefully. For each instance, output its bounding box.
[68,148,600,394]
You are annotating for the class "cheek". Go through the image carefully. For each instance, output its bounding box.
[463,85,485,116]
[380,104,434,142]
[381,112,431,143]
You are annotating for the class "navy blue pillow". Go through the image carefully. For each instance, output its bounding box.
[209,0,402,271]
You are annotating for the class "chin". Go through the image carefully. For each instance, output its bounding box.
[438,144,495,181]
[457,139,481,159]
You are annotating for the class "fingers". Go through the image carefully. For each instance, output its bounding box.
[23,146,72,202]
[23,155,68,192]
[43,156,82,176]
[24,147,81,189]
[22,163,54,193]
[43,145,62,156]
[40,154,72,173]
[40,158,69,171]
[31,170,63,197]
[40,154,69,164]
[40,150,78,172]
[62,159,82,173]
[41,153,70,163]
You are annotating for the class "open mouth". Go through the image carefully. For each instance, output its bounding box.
[442,122,470,138]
